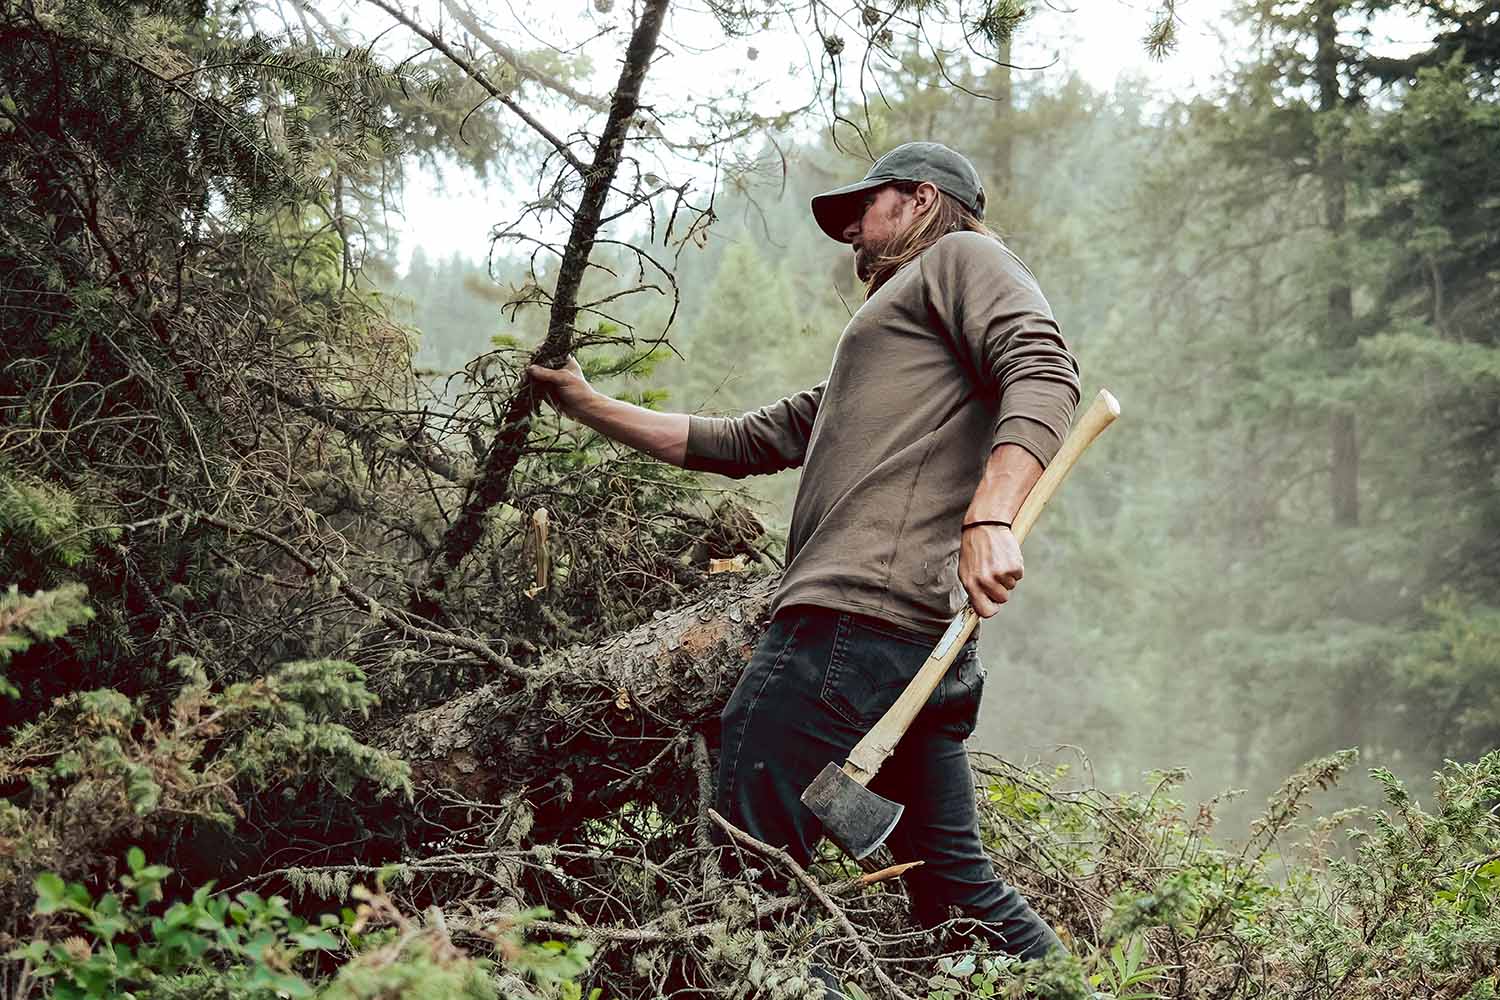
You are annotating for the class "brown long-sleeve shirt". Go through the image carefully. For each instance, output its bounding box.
[685,232,1081,635]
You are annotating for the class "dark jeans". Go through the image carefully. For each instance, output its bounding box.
[715,604,1064,963]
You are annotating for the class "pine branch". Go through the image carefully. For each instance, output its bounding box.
[189,509,523,678]
[361,0,587,176]
[439,0,609,113]
[256,378,465,484]
[711,809,920,1000]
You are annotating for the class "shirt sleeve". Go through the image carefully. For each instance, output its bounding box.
[683,383,825,479]
[919,232,1081,466]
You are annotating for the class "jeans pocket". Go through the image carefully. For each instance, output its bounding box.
[819,614,928,729]
[950,645,985,739]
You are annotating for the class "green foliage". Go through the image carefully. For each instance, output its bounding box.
[0,584,94,697]
[17,852,338,999]
[1351,51,1500,345]
[0,0,433,209]
[969,1,1031,49]
[0,472,108,587]
[1395,596,1500,759]
[959,750,1500,996]
[0,614,410,918]
[13,853,593,1000]
[1091,937,1170,1000]
[901,949,1093,1000]
[232,658,413,799]
[0,0,455,924]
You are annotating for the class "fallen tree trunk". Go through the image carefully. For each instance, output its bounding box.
[381,574,777,836]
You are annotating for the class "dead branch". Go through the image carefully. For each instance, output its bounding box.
[256,377,466,484]
[416,0,672,616]
[439,0,610,113]
[361,0,586,176]
[711,809,919,1000]
[189,508,524,677]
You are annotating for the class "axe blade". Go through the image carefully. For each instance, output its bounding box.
[800,761,904,860]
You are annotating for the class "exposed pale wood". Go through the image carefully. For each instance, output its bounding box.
[524,508,550,598]
[380,575,776,831]
[856,860,923,886]
[709,554,748,574]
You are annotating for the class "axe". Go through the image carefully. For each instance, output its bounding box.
[800,389,1121,860]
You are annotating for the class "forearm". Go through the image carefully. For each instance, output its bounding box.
[964,443,1044,524]
[570,390,689,466]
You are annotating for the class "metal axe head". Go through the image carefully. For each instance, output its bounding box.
[800,762,904,860]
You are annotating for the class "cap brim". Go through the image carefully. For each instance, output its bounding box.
[810,177,886,243]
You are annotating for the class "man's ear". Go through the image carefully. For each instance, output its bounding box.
[913,181,941,215]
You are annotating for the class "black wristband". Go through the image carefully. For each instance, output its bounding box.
[962,519,1012,531]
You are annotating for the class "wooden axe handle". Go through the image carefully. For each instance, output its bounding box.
[841,389,1121,783]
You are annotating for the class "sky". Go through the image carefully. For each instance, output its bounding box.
[387,0,1241,270]
[383,0,1431,271]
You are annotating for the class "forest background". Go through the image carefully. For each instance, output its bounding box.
[392,0,1499,822]
[2,0,1498,997]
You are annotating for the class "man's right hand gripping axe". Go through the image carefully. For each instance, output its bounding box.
[801,389,1121,860]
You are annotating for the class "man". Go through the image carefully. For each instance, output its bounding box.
[529,142,1080,973]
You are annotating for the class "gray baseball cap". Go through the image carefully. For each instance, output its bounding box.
[810,141,986,243]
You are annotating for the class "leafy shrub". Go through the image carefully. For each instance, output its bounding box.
[971,749,1500,998]
[12,850,594,1000]
[0,584,94,699]
[0,588,410,920]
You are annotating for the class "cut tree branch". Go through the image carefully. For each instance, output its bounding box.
[413,0,671,617]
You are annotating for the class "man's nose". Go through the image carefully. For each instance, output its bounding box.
[841,215,860,242]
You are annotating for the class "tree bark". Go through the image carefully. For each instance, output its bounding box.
[382,574,775,835]
[1315,0,1358,528]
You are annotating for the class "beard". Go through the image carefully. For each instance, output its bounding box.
[852,235,889,283]
[852,205,905,282]
[853,245,872,283]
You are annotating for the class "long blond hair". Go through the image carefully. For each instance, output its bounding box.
[863,181,999,296]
